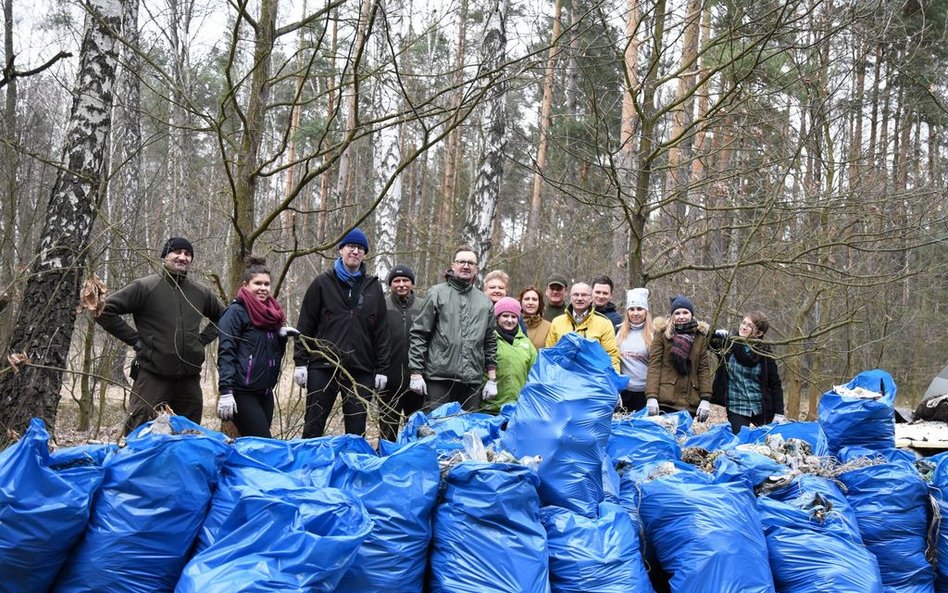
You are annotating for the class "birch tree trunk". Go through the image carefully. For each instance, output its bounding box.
[373,0,404,281]
[462,0,507,272]
[0,0,124,438]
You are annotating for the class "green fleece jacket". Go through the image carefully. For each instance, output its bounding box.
[96,270,224,378]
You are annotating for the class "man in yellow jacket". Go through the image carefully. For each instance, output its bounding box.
[545,282,621,372]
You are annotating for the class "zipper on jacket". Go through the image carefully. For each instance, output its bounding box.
[245,355,254,384]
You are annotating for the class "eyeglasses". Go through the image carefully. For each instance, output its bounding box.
[453,259,478,267]
[740,321,756,330]
[342,244,365,253]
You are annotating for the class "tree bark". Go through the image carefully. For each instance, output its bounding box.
[462,0,507,272]
[372,0,404,281]
[526,0,562,247]
[0,0,124,439]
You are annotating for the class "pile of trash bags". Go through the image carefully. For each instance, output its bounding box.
[1,333,944,593]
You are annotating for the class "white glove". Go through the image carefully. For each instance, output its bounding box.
[646,397,659,416]
[409,374,427,396]
[482,380,498,401]
[375,374,388,390]
[293,366,308,387]
[696,399,711,422]
[279,326,300,338]
[773,414,786,424]
[217,392,237,421]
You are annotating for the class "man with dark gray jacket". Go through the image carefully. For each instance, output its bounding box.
[408,246,497,412]
[96,237,224,434]
[378,264,423,441]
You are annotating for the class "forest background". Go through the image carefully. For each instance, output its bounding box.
[0,0,944,439]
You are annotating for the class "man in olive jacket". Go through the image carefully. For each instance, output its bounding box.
[96,237,225,434]
[408,247,498,412]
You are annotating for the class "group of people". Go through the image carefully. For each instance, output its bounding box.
[95,230,784,441]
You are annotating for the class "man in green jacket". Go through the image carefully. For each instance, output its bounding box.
[96,237,224,434]
[408,246,498,411]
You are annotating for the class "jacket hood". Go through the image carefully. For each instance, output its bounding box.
[653,316,710,339]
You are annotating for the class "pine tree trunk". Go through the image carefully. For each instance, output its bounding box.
[0,0,124,439]
[526,0,561,247]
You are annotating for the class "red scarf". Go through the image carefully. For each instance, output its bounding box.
[236,286,286,330]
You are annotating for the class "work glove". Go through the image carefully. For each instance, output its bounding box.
[696,399,711,422]
[773,414,786,424]
[482,380,498,401]
[279,326,300,338]
[409,374,427,396]
[217,392,237,421]
[375,374,388,390]
[646,397,660,416]
[293,366,308,387]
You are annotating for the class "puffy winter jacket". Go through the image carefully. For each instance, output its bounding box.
[408,273,497,384]
[645,316,713,413]
[217,300,289,393]
[96,270,224,378]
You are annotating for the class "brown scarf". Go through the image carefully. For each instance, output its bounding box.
[236,286,286,330]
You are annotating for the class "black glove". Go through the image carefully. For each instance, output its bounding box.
[709,329,730,350]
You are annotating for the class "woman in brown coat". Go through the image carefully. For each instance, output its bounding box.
[644,294,714,421]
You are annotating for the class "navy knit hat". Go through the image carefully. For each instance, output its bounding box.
[160,237,193,258]
[387,264,415,285]
[338,228,369,253]
[669,294,694,315]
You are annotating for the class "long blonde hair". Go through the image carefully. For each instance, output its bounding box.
[616,308,653,347]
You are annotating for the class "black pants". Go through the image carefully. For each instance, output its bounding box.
[426,380,482,413]
[232,388,275,438]
[303,366,373,438]
[124,368,203,435]
[378,386,424,442]
[618,390,646,413]
[727,409,767,434]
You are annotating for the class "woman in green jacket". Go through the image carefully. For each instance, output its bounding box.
[488,297,537,412]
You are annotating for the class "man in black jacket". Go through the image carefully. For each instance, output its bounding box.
[96,237,224,434]
[293,228,391,438]
[378,264,422,442]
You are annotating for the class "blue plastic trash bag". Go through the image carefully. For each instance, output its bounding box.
[684,422,739,451]
[197,446,308,550]
[818,369,897,454]
[767,474,862,543]
[541,502,655,593]
[636,462,775,593]
[53,416,231,593]
[430,461,550,593]
[0,420,112,593]
[176,486,373,593]
[837,460,934,592]
[737,421,830,456]
[837,445,918,465]
[330,440,440,593]
[711,449,789,489]
[608,417,681,467]
[757,495,883,593]
[503,334,621,516]
[232,435,349,486]
[398,402,505,454]
[929,452,948,592]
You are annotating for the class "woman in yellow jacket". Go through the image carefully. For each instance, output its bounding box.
[487,297,537,412]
